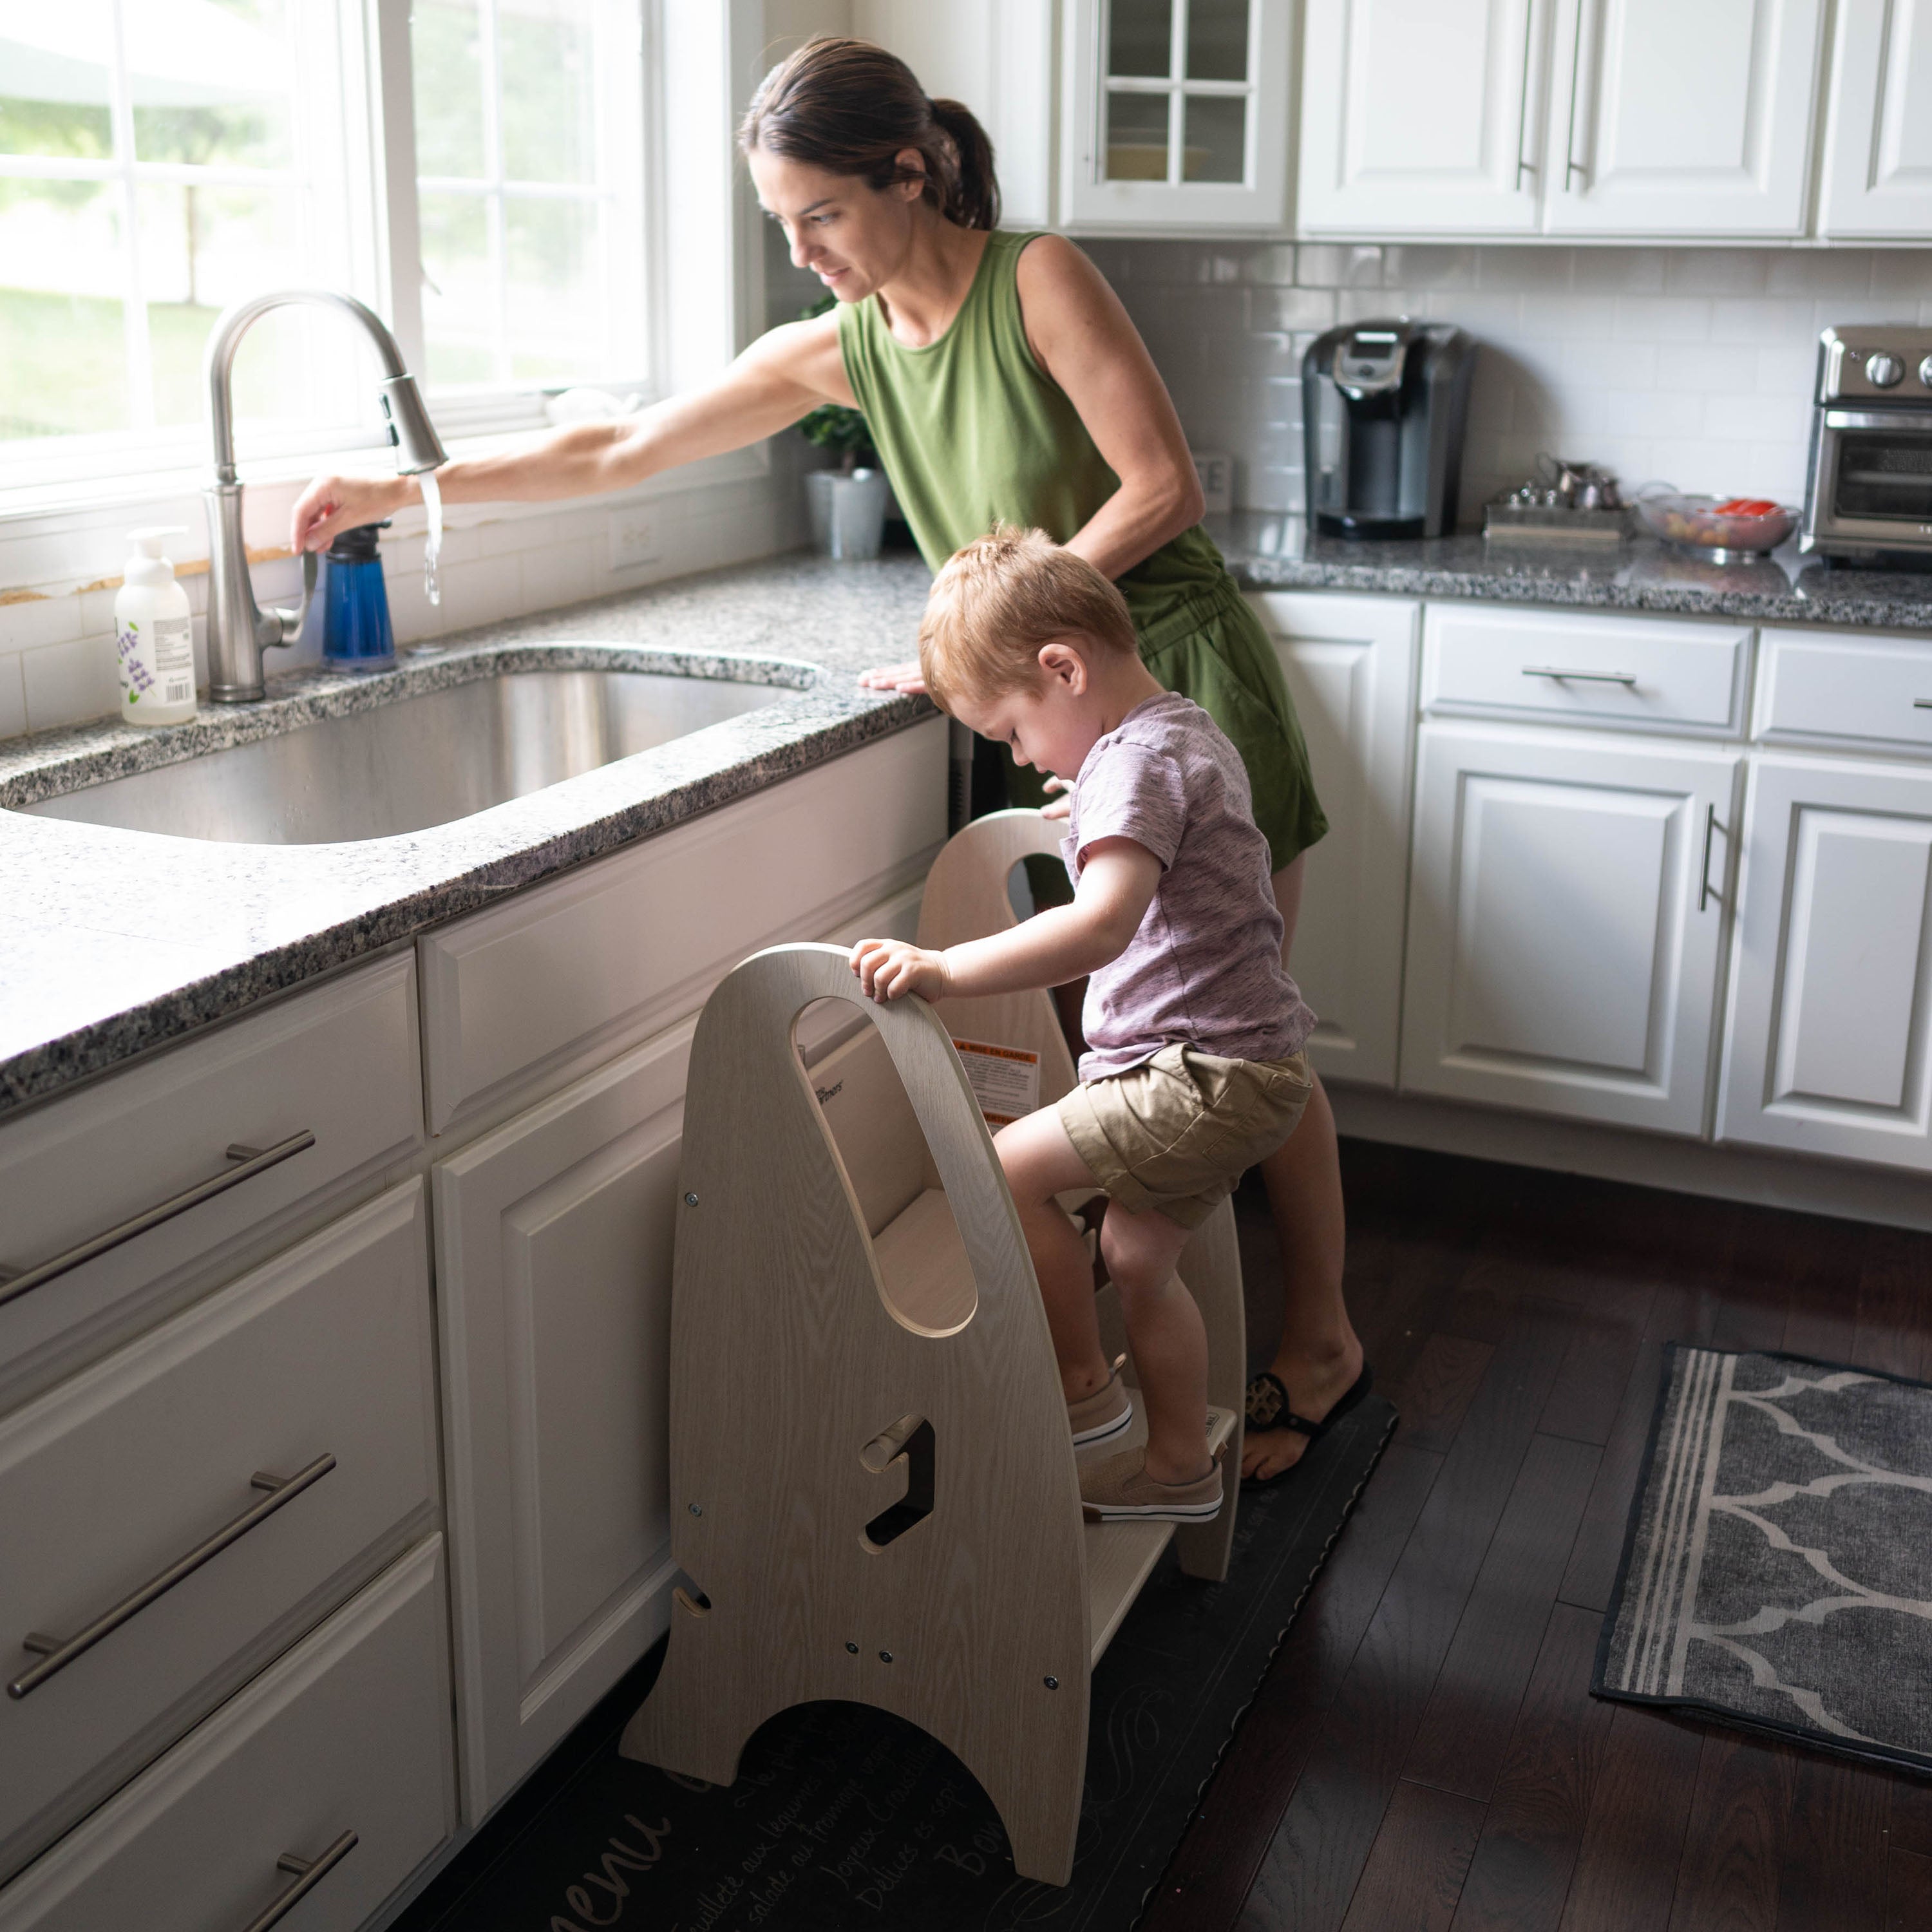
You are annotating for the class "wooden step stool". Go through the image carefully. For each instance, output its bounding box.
[620,810,1247,1885]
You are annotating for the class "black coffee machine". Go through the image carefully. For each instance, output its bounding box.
[1302,320,1475,538]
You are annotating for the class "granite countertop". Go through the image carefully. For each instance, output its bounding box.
[8,516,1932,1121]
[1210,512,1932,627]
[0,553,934,1119]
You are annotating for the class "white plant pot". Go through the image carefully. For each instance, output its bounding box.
[806,466,889,561]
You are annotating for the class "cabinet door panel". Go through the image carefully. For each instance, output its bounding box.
[1402,724,1740,1132]
[1719,757,1932,1168]
[1298,0,1549,234]
[1545,0,1825,234]
[1819,0,1932,236]
[434,1020,692,1820]
[1250,592,1419,1087]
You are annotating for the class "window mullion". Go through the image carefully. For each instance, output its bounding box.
[480,0,511,386]
[106,0,156,435]
[1168,0,1188,187]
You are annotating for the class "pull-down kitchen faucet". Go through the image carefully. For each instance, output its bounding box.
[202,290,447,703]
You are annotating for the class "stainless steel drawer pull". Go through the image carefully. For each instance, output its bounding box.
[7,1452,336,1699]
[239,1832,358,1932]
[1522,666,1640,687]
[0,1129,315,1311]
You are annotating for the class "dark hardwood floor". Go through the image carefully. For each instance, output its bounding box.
[1144,1141,1932,1932]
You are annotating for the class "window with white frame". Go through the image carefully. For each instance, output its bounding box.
[0,0,653,485]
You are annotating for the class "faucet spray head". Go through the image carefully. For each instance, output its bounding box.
[378,374,448,475]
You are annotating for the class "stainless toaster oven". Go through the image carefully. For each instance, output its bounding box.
[1801,325,1932,565]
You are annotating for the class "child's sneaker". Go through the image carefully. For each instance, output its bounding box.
[1067,1354,1133,1446]
[1079,1448,1223,1524]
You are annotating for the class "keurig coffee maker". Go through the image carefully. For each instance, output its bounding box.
[1302,320,1475,538]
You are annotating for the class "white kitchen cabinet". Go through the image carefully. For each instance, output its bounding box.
[0,1539,454,1932]
[1818,0,1932,238]
[1718,753,1932,1171]
[433,1018,692,1822]
[1249,591,1419,1088]
[1298,0,1553,236]
[1401,723,1741,1135]
[852,1,1059,228]
[1542,0,1826,236]
[1061,0,1294,230]
[433,878,927,1821]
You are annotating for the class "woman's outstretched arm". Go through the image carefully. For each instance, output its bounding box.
[290,312,853,555]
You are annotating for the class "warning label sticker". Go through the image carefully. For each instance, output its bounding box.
[952,1038,1041,1126]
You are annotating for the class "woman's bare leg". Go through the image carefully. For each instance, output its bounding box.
[1244,854,1363,1481]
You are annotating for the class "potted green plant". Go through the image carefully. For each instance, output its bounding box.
[798,301,890,560]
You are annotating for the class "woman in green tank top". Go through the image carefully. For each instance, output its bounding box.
[290,37,1360,1485]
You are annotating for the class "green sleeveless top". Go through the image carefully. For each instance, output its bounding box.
[835,229,1327,870]
[837,229,1233,649]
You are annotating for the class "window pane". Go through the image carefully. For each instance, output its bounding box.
[1108,0,1172,77]
[130,0,293,169]
[499,0,598,185]
[0,0,113,158]
[137,182,319,428]
[505,195,599,375]
[1106,91,1169,180]
[1186,0,1249,80]
[1183,93,1245,182]
[0,180,126,438]
[413,0,487,178]
[420,189,497,385]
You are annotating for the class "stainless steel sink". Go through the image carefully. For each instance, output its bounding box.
[23,665,790,844]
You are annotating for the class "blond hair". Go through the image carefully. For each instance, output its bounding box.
[918,525,1139,710]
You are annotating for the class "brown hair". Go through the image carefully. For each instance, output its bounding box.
[739,37,1000,232]
[919,526,1138,710]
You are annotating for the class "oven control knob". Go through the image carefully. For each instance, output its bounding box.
[1865,352,1905,388]
[1920,355,1932,390]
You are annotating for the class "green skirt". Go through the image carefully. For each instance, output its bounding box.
[997,579,1328,875]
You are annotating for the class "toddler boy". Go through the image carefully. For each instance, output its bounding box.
[851,526,1316,1522]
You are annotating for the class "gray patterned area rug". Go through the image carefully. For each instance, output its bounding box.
[1596,1343,1932,1767]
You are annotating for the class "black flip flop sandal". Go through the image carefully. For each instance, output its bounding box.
[1241,1361,1374,1487]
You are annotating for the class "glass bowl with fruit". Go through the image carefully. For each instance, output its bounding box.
[1634,491,1798,560]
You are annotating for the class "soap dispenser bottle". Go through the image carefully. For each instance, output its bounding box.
[115,526,198,726]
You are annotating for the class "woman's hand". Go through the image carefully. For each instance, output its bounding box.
[857,661,927,695]
[292,473,413,556]
[850,937,949,1003]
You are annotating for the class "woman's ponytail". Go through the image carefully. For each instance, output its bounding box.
[741,37,1002,234]
[926,97,999,231]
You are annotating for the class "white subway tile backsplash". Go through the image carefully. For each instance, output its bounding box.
[0,652,25,739]
[0,591,83,654]
[1102,242,1932,523]
[23,634,119,734]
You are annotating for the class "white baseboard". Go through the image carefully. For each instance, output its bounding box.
[1329,1086,1932,1235]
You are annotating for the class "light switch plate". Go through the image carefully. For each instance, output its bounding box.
[608,508,659,572]
[1191,450,1233,517]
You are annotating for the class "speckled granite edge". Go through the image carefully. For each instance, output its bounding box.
[0,551,937,1118]
[1209,512,1932,629]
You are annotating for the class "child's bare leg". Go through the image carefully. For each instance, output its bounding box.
[1099,1205,1211,1485]
[993,1108,1112,1401]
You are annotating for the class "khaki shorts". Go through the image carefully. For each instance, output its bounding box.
[1056,1043,1315,1230]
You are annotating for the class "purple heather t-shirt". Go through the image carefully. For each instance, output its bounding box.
[1062,690,1316,1082]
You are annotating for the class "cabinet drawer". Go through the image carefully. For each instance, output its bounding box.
[0,1182,437,1884]
[0,952,422,1405]
[1756,628,1932,755]
[419,716,947,1136]
[0,1538,454,1932]
[1422,607,1750,735]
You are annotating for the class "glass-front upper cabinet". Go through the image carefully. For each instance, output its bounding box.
[1061,0,1292,229]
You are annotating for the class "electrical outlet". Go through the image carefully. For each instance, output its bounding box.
[608,509,659,572]
[1191,450,1234,517]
